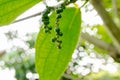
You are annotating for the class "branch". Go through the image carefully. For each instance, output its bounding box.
[0,50,6,57]
[90,0,120,54]
[81,32,111,51]
[62,74,80,80]
[81,32,120,62]
[112,0,119,17]
[12,12,42,24]
[112,0,120,27]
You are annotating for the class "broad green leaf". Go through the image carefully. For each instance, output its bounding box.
[0,0,41,26]
[35,7,81,80]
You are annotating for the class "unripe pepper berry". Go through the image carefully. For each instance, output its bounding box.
[56,8,63,13]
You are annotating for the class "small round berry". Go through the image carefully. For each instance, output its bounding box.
[58,40,62,43]
[42,15,49,20]
[56,8,63,13]
[44,29,49,33]
[44,26,47,29]
[44,21,49,25]
[59,40,62,43]
[57,45,61,49]
[59,32,63,36]
[51,37,56,42]
[48,26,52,30]
[46,6,52,13]
[60,4,65,9]
[46,9,50,14]
[56,14,62,19]
[42,18,49,22]
[43,9,50,14]
[70,0,76,3]
[55,27,60,33]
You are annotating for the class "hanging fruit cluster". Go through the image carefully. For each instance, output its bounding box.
[42,6,52,33]
[51,3,65,49]
[41,0,77,49]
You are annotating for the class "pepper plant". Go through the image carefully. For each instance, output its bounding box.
[1,0,120,80]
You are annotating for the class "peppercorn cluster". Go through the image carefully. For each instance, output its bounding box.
[42,6,52,33]
[65,0,77,5]
[51,3,65,49]
[41,0,77,49]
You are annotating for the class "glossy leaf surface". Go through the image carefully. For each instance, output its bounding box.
[0,0,41,26]
[35,7,81,80]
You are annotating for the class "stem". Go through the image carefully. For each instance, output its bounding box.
[112,0,119,17]
[81,32,120,62]
[81,33,111,51]
[90,0,120,54]
[12,12,41,23]
[0,50,6,57]
[112,0,120,27]
[62,73,80,80]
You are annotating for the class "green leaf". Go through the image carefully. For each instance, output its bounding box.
[35,7,81,80]
[0,0,41,26]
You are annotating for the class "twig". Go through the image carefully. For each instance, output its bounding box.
[12,12,42,24]
[80,0,89,8]
[62,74,80,80]
[81,32,120,62]
[112,0,120,27]
[112,0,119,17]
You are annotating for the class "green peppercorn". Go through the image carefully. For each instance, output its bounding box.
[42,15,49,20]
[56,14,62,19]
[46,10,50,14]
[43,21,49,25]
[51,37,57,42]
[59,32,63,36]
[55,27,60,33]
[56,8,63,13]
[57,40,62,43]
[60,4,65,9]
[57,45,61,49]
[44,29,49,33]
[43,9,50,14]
[42,19,48,23]
[46,6,52,13]
[44,26,47,29]
[48,26,52,30]
[70,0,76,3]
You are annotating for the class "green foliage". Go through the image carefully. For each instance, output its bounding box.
[35,7,81,80]
[2,32,37,80]
[3,48,35,80]
[0,0,41,26]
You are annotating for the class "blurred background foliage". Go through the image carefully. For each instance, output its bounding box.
[0,29,120,80]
